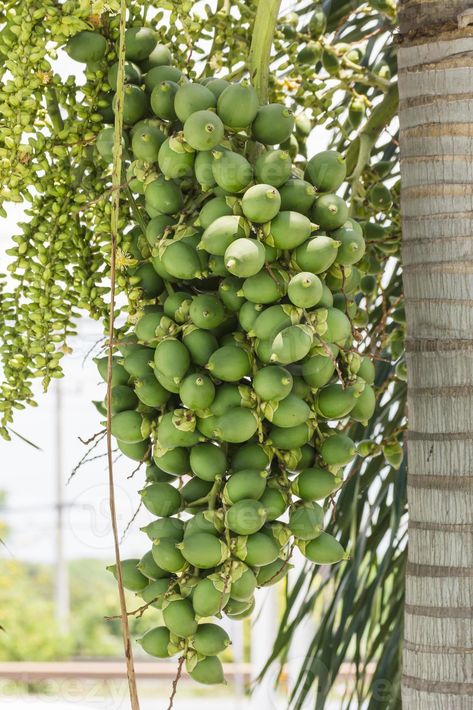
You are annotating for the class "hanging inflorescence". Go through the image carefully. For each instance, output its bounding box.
[75,19,396,686]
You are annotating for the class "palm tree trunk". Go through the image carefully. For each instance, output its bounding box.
[398,2,473,707]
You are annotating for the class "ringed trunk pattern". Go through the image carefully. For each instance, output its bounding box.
[399,1,473,707]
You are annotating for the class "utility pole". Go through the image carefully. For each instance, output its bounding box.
[54,378,69,632]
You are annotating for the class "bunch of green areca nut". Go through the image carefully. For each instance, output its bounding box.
[69,23,376,686]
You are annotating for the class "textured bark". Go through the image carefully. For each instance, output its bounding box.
[399,5,473,708]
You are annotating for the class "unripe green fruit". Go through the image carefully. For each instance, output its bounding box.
[184,511,222,538]
[154,339,190,384]
[66,31,107,63]
[135,375,170,408]
[200,215,248,256]
[199,198,233,230]
[108,61,141,91]
[158,138,195,179]
[224,236,265,278]
[193,578,230,616]
[312,194,349,231]
[230,567,257,601]
[183,328,219,366]
[212,150,253,193]
[358,356,376,385]
[254,365,293,401]
[299,532,347,564]
[255,150,292,187]
[113,85,149,125]
[369,183,393,210]
[225,499,267,535]
[190,294,226,330]
[219,277,245,312]
[117,438,150,462]
[217,82,259,129]
[207,344,251,381]
[321,433,356,466]
[118,345,154,382]
[157,411,201,449]
[215,407,259,443]
[305,151,346,192]
[223,469,267,504]
[181,533,229,569]
[252,304,299,341]
[270,211,312,250]
[134,311,164,343]
[270,324,313,365]
[180,477,213,504]
[111,410,149,443]
[260,485,289,521]
[256,557,290,586]
[107,559,148,592]
[333,220,366,265]
[318,307,352,345]
[288,502,324,540]
[232,443,271,471]
[145,463,175,484]
[95,126,119,162]
[141,482,182,516]
[125,27,156,61]
[224,597,255,619]
[242,184,281,223]
[145,176,183,214]
[317,384,358,419]
[297,41,321,64]
[197,414,219,439]
[309,5,327,38]
[174,82,216,122]
[139,579,172,609]
[268,422,312,449]
[150,80,179,120]
[163,598,198,637]
[152,537,186,572]
[206,78,230,98]
[288,272,323,308]
[279,179,316,214]
[239,301,264,332]
[252,104,294,145]
[134,263,165,297]
[192,623,230,655]
[138,626,173,658]
[153,446,190,475]
[142,517,185,542]
[242,269,287,304]
[234,532,280,566]
[179,373,215,410]
[146,215,175,247]
[294,235,339,274]
[291,376,311,399]
[138,550,167,580]
[195,151,217,189]
[184,110,224,150]
[144,65,182,92]
[188,655,224,685]
[108,385,138,414]
[291,466,341,501]
[265,393,311,428]
[350,383,376,423]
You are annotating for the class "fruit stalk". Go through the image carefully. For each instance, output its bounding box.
[107,5,141,710]
[248,0,283,103]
